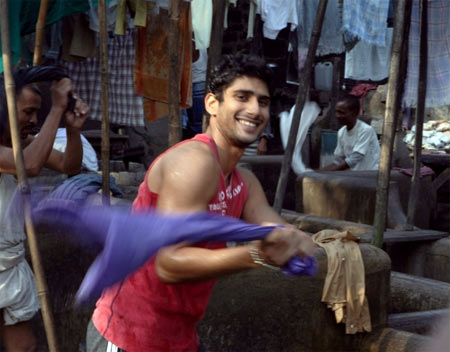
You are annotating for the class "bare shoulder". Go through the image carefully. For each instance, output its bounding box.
[150,141,221,211]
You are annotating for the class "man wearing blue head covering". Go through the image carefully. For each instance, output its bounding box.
[0,66,89,351]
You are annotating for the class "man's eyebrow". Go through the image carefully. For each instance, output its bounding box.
[232,89,271,101]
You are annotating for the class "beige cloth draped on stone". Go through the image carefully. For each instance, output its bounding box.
[313,229,371,334]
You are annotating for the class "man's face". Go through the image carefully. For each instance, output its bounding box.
[335,101,357,128]
[212,76,270,148]
[16,87,41,140]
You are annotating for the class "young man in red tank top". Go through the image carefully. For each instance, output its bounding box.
[87,54,316,352]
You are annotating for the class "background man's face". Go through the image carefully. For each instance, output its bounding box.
[335,101,357,128]
[214,76,270,148]
[16,87,41,140]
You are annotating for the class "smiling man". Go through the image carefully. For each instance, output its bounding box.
[87,54,316,352]
[0,68,89,352]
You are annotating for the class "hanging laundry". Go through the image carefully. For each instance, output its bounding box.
[224,0,238,30]
[279,102,321,175]
[342,0,390,47]
[345,28,393,81]
[191,0,213,49]
[115,0,148,35]
[60,15,97,62]
[135,2,192,121]
[87,0,118,32]
[247,0,258,39]
[62,29,145,127]
[403,0,450,108]
[297,0,345,57]
[257,0,298,40]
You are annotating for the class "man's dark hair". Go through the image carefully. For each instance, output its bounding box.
[208,54,272,101]
[337,94,360,115]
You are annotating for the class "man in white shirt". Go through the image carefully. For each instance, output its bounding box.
[320,95,380,171]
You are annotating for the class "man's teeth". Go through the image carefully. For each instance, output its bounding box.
[238,120,256,127]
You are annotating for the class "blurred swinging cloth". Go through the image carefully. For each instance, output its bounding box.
[32,201,317,303]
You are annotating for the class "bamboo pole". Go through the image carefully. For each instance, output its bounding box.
[273,0,328,213]
[168,0,181,146]
[32,0,50,66]
[372,0,410,248]
[0,1,59,351]
[202,0,226,131]
[406,0,428,227]
[98,0,110,205]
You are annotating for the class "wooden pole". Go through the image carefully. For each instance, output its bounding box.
[406,0,428,227]
[32,0,50,66]
[0,1,59,351]
[273,0,328,213]
[372,0,410,248]
[168,0,181,146]
[202,0,226,131]
[98,0,110,204]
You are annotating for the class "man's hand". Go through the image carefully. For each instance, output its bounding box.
[65,96,89,130]
[50,78,72,112]
[259,226,316,267]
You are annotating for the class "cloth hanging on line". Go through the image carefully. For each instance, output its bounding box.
[345,27,393,81]
[32,201,318,303]
[279,102,321,175]
[257,0,298,40]
[135,2,192,121]
[403,0,450,108]
[191,0,213,49]
[61,29,145,127]
[342,0,390,47]
[297,0,345,58]
[313,229,372,334]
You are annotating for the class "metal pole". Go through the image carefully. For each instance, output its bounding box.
[98,0,110,204]
[168,0,181,146]
[32,0,50,66]
[202,0,226,131]
[372,0,410,248]
[406,0,428,227]
[273,0,328,213]
[0,1,59,350]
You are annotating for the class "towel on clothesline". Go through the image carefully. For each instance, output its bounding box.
[61,29,145,127]
[135,1,192,121]
[342,0,390,47]
[403,0,450,108]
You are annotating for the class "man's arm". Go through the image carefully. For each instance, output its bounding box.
[0,79,88,176]
[154,146,316,284]
[44,97,89,175]
[153,143,261,283]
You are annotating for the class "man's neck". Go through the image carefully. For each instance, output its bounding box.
[206,130,245,178]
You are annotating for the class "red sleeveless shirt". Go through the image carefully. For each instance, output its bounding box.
[92,134,249,351]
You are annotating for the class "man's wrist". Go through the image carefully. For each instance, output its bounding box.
[248,243,279,270]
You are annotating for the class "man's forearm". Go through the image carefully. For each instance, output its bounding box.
[155,244,258,284]
[62,127,83,175]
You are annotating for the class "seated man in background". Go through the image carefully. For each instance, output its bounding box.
[320,95,380,171]
[0,68,89,352]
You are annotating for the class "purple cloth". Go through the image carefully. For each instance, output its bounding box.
[32,201,317,303]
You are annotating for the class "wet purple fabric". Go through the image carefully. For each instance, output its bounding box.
[32,201,317,303]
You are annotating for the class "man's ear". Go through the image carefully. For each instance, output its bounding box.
[204,93,219,116]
